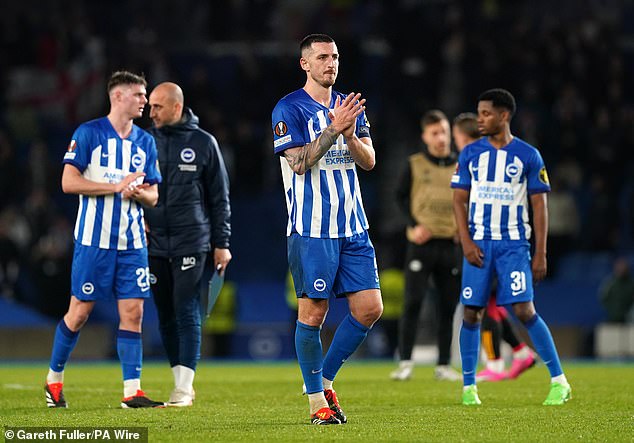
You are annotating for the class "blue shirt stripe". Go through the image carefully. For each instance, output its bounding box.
[346,170,358,234]
[302,172,313,236]
[320,171,330,237]
[92,196,105,246]
[500,205,510,240]
[333,170,346,236]
[516,205,526,239]
[110,193,122,249]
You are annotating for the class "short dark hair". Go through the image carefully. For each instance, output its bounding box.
[107,71,147,92]
[420,109,448,131]
[453,112,479,139]
[300,34,335,54]
[478,88,516,117]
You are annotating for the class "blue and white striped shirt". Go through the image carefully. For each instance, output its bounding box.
[272,89,371,238]
[451,137,550,241]
[63,117,161,250]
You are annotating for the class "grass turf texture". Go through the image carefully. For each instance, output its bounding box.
[1,362,632,442]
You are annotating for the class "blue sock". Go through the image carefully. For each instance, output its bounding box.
[295,321,323,394]
[323,314,370,382]
[116,330,143,381]
[49,320,80,373]
[524,314,563,378]
[460,320,481,386]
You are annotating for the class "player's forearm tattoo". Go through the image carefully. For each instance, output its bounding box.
[284,126,339,174]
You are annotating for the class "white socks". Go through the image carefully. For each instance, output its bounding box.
[172,364,195,393]
[123,379,141,397]
[552,374,568,386]
[322,377,333,391]
[307,392,329,414]
[46,369,64,384]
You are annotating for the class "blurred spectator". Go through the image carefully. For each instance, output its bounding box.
[0,216,21,300]
[599,257,634,323]
[0,206,32,254]
[579,174,619,251]
[0,132,22,208]
[30,214,73,318]
[547,172,580,275]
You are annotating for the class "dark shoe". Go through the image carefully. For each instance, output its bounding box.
[324,388,347,424]
[121,390,166,408]
[310,407,342,425]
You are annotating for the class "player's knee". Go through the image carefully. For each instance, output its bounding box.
[371,300,384,322]
[512,302,535,324]
[356,300,383,327]
[64,312,89,331]
[301,312,327,327]
[297,305,328,326]
[463,306,483,324]
[121,304,144,327]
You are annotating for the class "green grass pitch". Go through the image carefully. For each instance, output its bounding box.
[1,361,633,442]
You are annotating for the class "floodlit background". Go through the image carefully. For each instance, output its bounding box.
[0,0,633,362]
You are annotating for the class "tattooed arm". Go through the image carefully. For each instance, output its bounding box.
[283,92,366,175]
[283,126,340,175]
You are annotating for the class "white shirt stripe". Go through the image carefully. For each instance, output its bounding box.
[353,172,365,229]
[131,200,143,249]
[295,172,305,236]
[473,151,488,240]
[117,198,130,249]
[340,166,354,237]
[472,201,485,240]
[310,167,322,237]
[80,147,101,245]
[74,196,84,240]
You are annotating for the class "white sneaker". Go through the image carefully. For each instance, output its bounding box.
[390,361,414,381]
[168,388,194,407]
[434,365,462,382]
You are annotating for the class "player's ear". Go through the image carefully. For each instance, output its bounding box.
[109,87,121,103]
[300,57,309,72]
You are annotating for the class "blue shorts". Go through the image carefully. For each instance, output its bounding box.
[460,240,533,307]
[287,231,380,299]
[71,243,151,301]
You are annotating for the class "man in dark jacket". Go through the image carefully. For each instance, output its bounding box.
[146,82,231,407]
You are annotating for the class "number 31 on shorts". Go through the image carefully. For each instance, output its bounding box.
[510,271,526,296]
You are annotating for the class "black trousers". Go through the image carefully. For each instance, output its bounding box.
[150,253,210,369]
[398,239,461,365]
